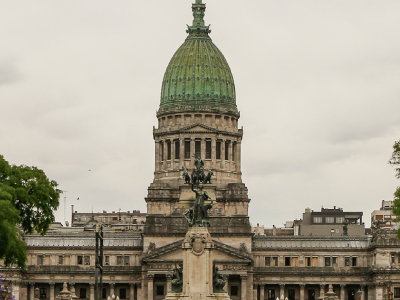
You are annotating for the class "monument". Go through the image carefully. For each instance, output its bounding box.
[165,159,230,300]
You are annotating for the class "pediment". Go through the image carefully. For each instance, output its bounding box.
[179,123,218,133]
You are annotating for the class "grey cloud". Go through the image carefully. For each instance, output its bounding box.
[0,60,23,85]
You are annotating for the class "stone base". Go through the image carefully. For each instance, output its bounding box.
[165,292,182,300]
[214,292,231,300]
[165,293,223,300]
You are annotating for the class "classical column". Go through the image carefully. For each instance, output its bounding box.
[340,284,346,300]
[147,274,154,300]
[110,283,115,297]
[375,284,384,300]
[241,275,248,300]
[360,284,366,300]
[259,284,265,300]
[90,284,94,300]
[320,284,326,299]
[236,141,242,172]
[50,283,55,300]
[180,138,184,164]
[280,284,285,300]
[253,285,258,300]
[155,140,160,172]
[368,284,375,300]
[211,138,217,162]
[221,140,226,169]
[190,138,195,161]
[166,274,172,294]
[129,284,134,300]
[29,283,35,300]
[300,284,305,300]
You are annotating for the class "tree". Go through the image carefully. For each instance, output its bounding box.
[0,155,61,268]
[389,140,400,239]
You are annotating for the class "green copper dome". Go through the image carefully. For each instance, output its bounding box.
[159,0,237,115]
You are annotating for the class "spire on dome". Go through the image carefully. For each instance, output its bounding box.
[186,0,211,38]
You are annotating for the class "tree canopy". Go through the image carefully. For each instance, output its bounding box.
[0,155,61,268]
[389,140,400,238]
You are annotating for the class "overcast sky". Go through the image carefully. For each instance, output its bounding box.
[1,0,400,228]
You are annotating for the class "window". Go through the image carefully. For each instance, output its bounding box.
[230,286,239,296]
[288,289,295,300]
[232,143,236,161]
[394,288,400,298]
[352,257,357,266]
[392,254,396,264]
[85,256,90,265]
[285,257,291,266]
[326,217,334,223]
[313,217,322,223]
[268,289,275,300]
[119,288,126,299]
[308,290,315,300]
[105,256,110,265]
[272,257,278,266]
[332,257,338,266]
[216,141,221,159]
[225,141,229,160]
[184,141,191,159]
[195,141,201,158]
[336,217,344,223]
[160,142,164,161]
[206,140,211,159]
[305,257,311,267]
[117,256,123,265]
[58,256,63,265]
[39,288,47,299]
[77,256,83,265]
[292,257,299,266]
[156,285,165,296]
[37,255,44,265]
[312,257,318,267]
[167,141,171,160]
[175,141,180,159]
[124,256,130,265]
[80,288,87,299]
[345,257,350,266]
[102,288,107,299]
[325,257,331,266]
[265,257,271,266]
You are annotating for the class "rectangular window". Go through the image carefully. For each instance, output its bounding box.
[37,255,44,265]
[195,141,201,158]
[325,257,331,266]
[206,140,211,159]
[392,254,396,264]
[336,217,344,223]
[175,141,180,160]
[352,257,357,266]
[268,289,275,300]
[394,288,400,298]
[156,285,165,296]
[232,143,236,161]
[272,257,278,266]
[216,141,221,159]
[105,256,110,265]
[345,257,350,266]
[265,257,271,266]
[313,217,322,223]
[288,289,295,300]
[80,288,87,299]
[167,141,171,160]
[124,256,130,265]
[58,256,63,265]
[332,257,338,266]
[160,142,164,161]
[225,141,229,160]
[117,256,123,265]
[305,257,311,267]
[285,257,291,266]
[231,286,239,296]
[312,257,318,267]
[102,288,107,299]
[292,257,299,266]
[77,256,83,265]
[120,288,126,299]
[185,141,191,159]
[84,256,90,265]
[326,217,334,223]
[40,288,47,299]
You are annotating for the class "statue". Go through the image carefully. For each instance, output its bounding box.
[187,183,214,227]
[191,155,205,184]
[213,266,226,293]
[182,166,191,184]
[171,262,183,293]
[203,169,214,184]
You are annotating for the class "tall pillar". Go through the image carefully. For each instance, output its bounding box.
[253,285,258,300]
[129,284,134,300]
[320,285,326,299]
[201,138,206,160]
[50,283,55,300]
[110,283,115,297]
[340,284,346,300]
[259,284,265,300]
[179,138,184,166]
[211,138,216,162]
[300,284,305,300]
[368,284,375,300]
[241,275,248,300]
[147,275,154,300]
[166,274,172,294]
[171,139,175,169]
[236,141,242,172]
[280,284,285,300]
[360,284,366,300]
[29,283,35,300]
[190,138,195,161]
[155,141,160,171]
[90,284,94,300]
[221,140,226,169]
[375,284,384,300]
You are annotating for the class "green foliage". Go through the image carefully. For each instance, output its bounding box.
[0,155,61,268]
[389,139,400,179]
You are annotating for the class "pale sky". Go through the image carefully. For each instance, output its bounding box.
[1,0,400,229]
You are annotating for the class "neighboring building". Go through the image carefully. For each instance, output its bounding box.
[300,207,365,236]
[371,200,398,229]
[1,2,399,300]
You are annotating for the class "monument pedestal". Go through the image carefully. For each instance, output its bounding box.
[165,227,230,300]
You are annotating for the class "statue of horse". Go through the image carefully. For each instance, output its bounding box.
[204,169,214,184]
[182,166,191,184]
